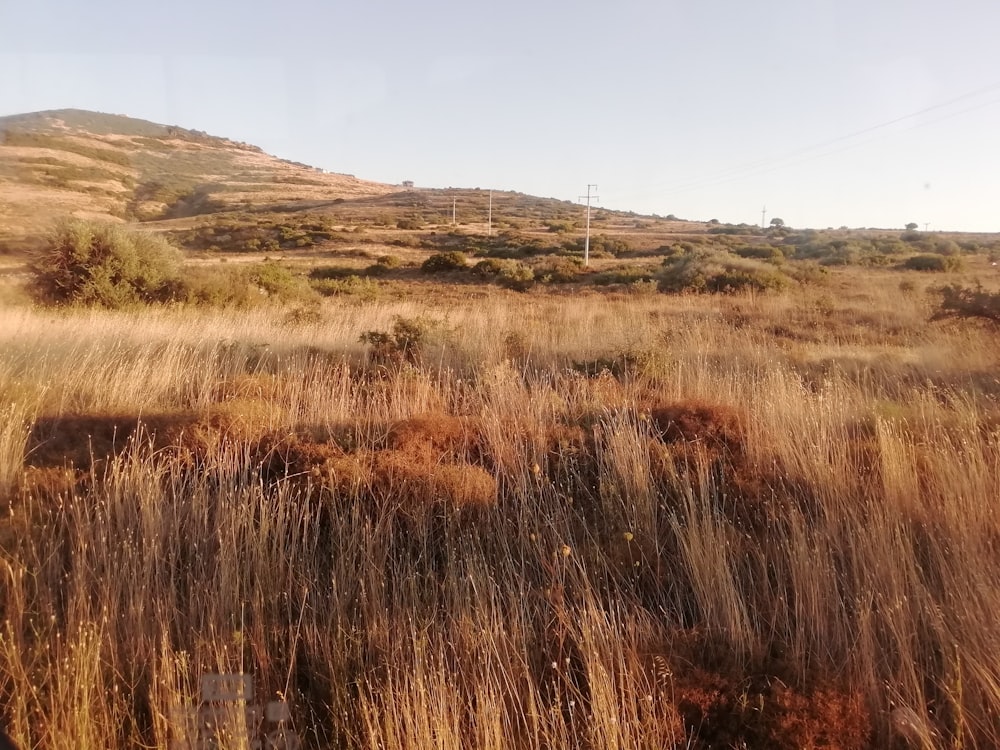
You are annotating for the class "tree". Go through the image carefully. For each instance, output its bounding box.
[905,222,919,231]
[29,219,182,308]
[769,217,785,228]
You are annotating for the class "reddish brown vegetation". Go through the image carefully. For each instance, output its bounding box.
[650,400,745,457]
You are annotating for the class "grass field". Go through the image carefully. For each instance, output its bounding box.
[1,259,999,749]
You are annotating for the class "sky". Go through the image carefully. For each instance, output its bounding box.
[1,0,999,231]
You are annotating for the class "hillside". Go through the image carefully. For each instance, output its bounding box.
[0,109,718,254]
[3,108,997,300]
[0,108,394,247]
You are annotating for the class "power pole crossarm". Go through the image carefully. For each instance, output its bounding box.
[578,184,600,267]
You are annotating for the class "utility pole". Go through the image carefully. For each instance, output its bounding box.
[488,190,492,237]
[579,184,599,267]
[761,205,767,229]
[923,222,930,232]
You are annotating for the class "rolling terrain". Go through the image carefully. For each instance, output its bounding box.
[0,109,393,248]
[1,110,1000,749]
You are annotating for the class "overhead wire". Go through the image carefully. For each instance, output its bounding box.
[610,80,1000,204]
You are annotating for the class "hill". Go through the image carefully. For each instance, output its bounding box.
[0,108,394,247]
[0,109,716,253]
[3,108,997,290]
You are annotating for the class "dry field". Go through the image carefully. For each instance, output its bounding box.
[1,267,999,749]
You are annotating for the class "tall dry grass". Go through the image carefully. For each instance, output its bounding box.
[0,276,998,748]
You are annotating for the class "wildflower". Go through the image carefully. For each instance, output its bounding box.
[622,531,634,542]
[560,544,572,558]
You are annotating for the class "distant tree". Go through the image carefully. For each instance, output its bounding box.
[769,217,785,228]
[905,222,919,231]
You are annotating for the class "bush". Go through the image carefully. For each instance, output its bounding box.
[544,220,576,233]
[360,317,428,367]
[562,234,632,258]
[311,275,381,300]
[176,267,266,307]
[248,261,300,296]
[658,250,791,294]
[365,256,403,277]
[932,283,1000,324]
[733,245,784,261]
[497,262,535,292]
[421,251,469,273]
[901,254,962,272]
[469,258,534,290]
[471,258,507,277]
[29,220,182,308]
[533,257,584,284]
[591,265,658,286]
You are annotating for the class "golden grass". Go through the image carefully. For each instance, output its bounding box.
[0,272,999,748]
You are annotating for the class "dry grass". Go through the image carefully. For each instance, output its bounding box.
[1,271,999,748]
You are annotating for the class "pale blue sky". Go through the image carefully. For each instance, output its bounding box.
[2,0,998,231]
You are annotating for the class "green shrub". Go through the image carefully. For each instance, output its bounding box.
[29,220,182,308]
[471,258,507,277]
[544,220,576,233]
[706,269,789,293]
[310,265,358,281]
[658,250,791,294]
[175,267,266,307]
[591,265,657,286]
[364,262,396,277]
[497,262,535,291]
[360,316,428,367]
[901,254,962,272]
[733,245,784,261]
[421,251,469,273]
[470,258,534,290]
[707,223,760,236]
[561,234,632,258]
[175,262,314,307]
[311,275,381,300]
[932,283,1000,324]
[248,261,300,296]
[533,257,584,284]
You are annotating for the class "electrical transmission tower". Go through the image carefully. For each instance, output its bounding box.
[579,184,599,266]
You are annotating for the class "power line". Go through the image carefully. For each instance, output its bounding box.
[656,95,1000,201]
[612,80,1000,204]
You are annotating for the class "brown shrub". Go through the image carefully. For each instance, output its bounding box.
[649,401,744,456]
[387,413,481,462]
[314,447,496,511]
[25,413,200,470]
[428,464,497,509]
[649,628,871,749]
[18,465,79,501]
[254,432,345,482]
[670,667,870,748]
